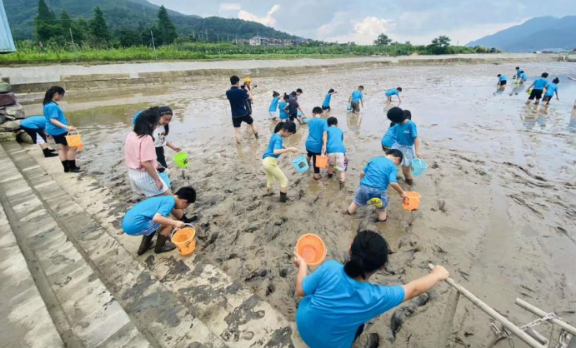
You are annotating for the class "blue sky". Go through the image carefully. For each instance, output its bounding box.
[148,0,576,44]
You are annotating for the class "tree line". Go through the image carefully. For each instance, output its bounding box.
[374,33,497,54]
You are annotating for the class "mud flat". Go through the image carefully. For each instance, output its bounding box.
[20,61,576,347]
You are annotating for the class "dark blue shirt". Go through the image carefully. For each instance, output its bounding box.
[226,86,250,118]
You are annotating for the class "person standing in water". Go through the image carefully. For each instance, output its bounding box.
[305,107,328,180]
[526,72,549,105]
[285,91,306,124]
[242,77,255,116]
[226,75,259,144]
[322,89,336,112]
[42,86,81,173]
[262,121,298,203]
[542,78,560,106]
[19,116,58,157]
[152,106,182,171]
[269,91,281,120]
[497,74,507,86]
[385,87,402,103]
[349,86,365,114]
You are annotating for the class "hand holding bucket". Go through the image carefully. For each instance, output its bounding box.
[170,223,196,256]
[65,129,83,148]
[296,234,327,267]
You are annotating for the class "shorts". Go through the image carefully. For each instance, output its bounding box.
[543,96,552,102]
[124,219,161,237]
[289,113,298,122]
[392,143,416,167]
[21,127,47,145]
[528,89,543,100]
[128,168,169,197]
[307,150,322,174]
[232,115,254,128]
[52,133,69,146]
[499,81,507,86]
[322,105,331,111]
[382,144,392,152]
[328,153,348,172]
[351,102,360,113]
[354,185,389,210]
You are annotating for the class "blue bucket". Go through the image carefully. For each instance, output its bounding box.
[302,116,310,124]
[291,155,309,173]
[297,110,303,117]
[411,159,429,176]
[159,171,171,187]
[347,104,352,111]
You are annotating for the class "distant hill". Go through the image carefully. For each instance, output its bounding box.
[467,16,576,52]
[4,0,299,41]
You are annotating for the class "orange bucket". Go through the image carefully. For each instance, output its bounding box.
[405,191,421,200]
[65,130,82,147]
[171,225,196,256]
[315,155,328,169]
[296,234,326,267]
[403,197,420,211]
[76,143,84,151]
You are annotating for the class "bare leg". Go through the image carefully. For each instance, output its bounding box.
[66,146,77,161]
[39,143,50,150]
[402,166,413,184]
[377,209,388,222]
[340,172,346,183]
[235,128,241,144]
[159,225,172,237]
[348,202,359,215]
[58,144,68,161]
[327,165,334,176]
[250,123,259,138]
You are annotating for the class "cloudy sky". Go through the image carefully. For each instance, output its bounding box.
[148,0,576,44]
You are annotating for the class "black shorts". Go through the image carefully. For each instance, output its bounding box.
[21,127,47,144]
[499,81,507,86]
[52,133,69,146]
[528,89,543,100]
[543,96,552,102]
[307,150,322,174]
[322,106,331,111]
[289,113,298,122]
[232,115,254,128]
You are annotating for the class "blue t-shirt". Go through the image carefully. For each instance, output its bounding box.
[386,88,399,97]
[263,133,283,159]
[132,110,143,125]
[226,86,250,118]
[394,120,418,146]
[499,75,507,82]
[296,260,405,348]
[306,118,328,153]
[43,102,68,136]
[544,83,558,97]
[516,70,522,78]
[279,101,289,120]
[381,125,397,148]
[533,78,548,90]
[521,73,528,81]
[351,90,364,103]
[323,93,332,107]
[122,196,176,235]
[360,157,398,191]
[20,116,47,130]
[269,97,280,113]
[326,127,345,154]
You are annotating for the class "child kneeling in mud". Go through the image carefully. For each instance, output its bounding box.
[294,230,449,348]
[122,186,196,255]
[262,121,298,202]
[347,149,408,222]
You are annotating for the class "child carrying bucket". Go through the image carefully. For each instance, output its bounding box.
[381,110,412,152]
[122,186,196,255]
[294,230,449,348]
[262,121,298,203]
[347,149,408,222]
[42,86,82,173]
[278,94,290,122]
[389,107,422,186]
[326,117,347,188]
[306,107,328,180]
[269,91,280,120]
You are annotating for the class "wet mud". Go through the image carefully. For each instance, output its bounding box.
[22,62,576,347]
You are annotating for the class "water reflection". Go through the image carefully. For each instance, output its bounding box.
[346,111,363,135]
[569,109,576,133]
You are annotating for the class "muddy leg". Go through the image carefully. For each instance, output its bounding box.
[402,166,413,185]
[378,209,388,222]
[348,202,360,215]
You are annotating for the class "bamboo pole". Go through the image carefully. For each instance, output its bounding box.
[428,264,546,348]
[515,298,576,336]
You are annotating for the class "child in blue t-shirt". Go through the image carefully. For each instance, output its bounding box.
[294,230,450,348]
[389,107,421,186]
[326,117,347,188]
[382,110,412,151]
[278,94,290,122]
[122,186,196,256]
[543,78,560,106]
[305,107,328,180]
[347,150,407,222]
[497,74,507,86]
[322,89,336,111]
[385,87,402,103]
[262,121,298,203]
[20,116,58,157]
[269,91,280,120]
[526,72,549,105]
[348,86,364,113]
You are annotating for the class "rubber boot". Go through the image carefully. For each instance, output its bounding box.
[137,231,155,256]
[61,160,70,173]
[155,233,176,254]
[279,192,287,203]
[43,148,58,157]
[69,160,82,173]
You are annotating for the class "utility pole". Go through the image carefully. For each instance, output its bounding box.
[69,28,79,62]
[151,30,158,60]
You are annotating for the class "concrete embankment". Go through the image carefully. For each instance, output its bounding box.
[0,53,560,94]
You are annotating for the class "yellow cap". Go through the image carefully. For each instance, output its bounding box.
[244,77,251,83]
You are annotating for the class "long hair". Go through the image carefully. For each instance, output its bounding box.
[43,86,65,105]
[134,107,160,138]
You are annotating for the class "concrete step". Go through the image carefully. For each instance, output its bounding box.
[0,192,65,348]
[3,141,306,348]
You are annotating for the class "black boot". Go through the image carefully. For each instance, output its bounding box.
[155,233,176,254]
[61,160,70,173]
[280,192,287,203]
[68,160,82,173]
[182,214,198,223]
[137,231,156,256]
[48,148,57,153]
[43,148,58,158]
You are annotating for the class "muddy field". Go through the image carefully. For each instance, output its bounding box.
[23,62,576,347]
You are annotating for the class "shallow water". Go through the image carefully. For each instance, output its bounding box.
[23,62,576,347]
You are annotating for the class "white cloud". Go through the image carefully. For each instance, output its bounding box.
[326,17,392,45]
[238,5,281,27]
[219,3,241,11]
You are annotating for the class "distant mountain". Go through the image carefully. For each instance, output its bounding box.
[4,0,299,41]
[467,16,576,52]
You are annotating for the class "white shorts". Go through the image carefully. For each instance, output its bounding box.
[328,153,348,172]
[128,168,169,197]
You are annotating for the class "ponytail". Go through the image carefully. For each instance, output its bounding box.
[344,230,389,280]
[274,122,284,133]
[134,107,160,138]
[43,86,65,105]
[274,120,297,134]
